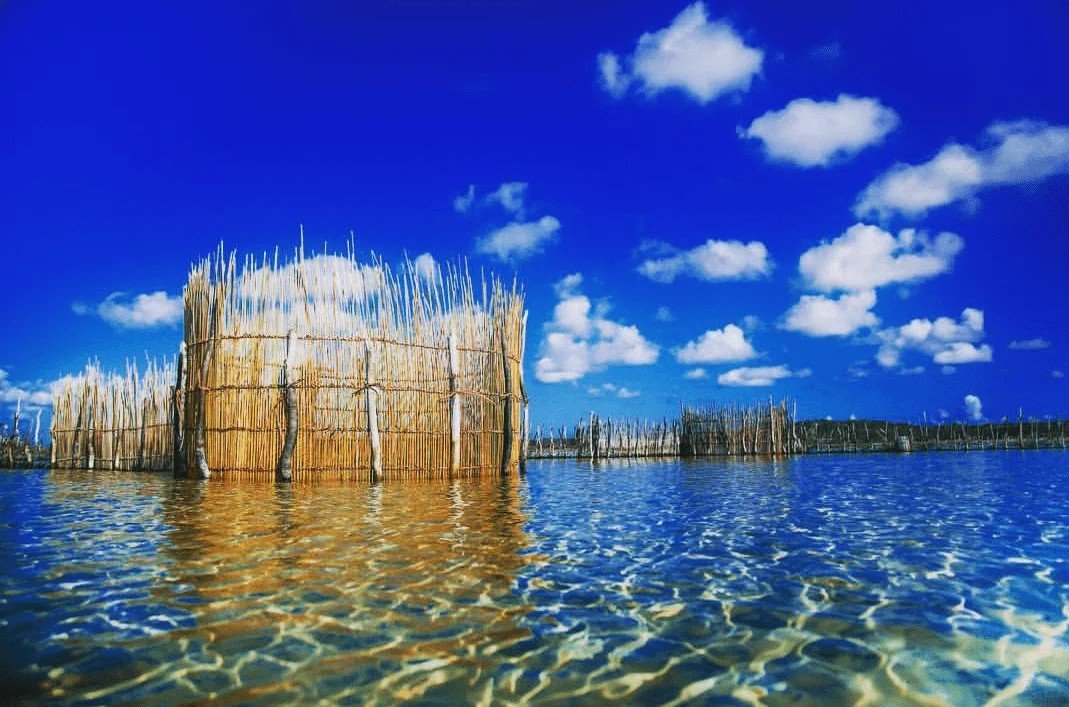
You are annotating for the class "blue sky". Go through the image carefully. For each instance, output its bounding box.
[2,1,1067,431]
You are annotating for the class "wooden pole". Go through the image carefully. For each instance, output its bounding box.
[500,332,514,475]
[447,332,461,476]
[172,342,186,476]
[12,396,20,441]
[364,334,382,482]
[33,409,41,448]
[276,330,298,483]
[193,326,215,480]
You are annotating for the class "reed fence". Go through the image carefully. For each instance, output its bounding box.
[178,245,527,481]
[50,360,175,470]
[528,399,796,459]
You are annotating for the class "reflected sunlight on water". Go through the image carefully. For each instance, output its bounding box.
[1,452,1067,704]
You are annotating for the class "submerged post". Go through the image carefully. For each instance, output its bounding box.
[447,332,461,476]
[276,330,298,483]
[12,396,21,441]
[193,331,215,479]
[500,332,514,475]
[364,334,382,482]
[172,342,186,476]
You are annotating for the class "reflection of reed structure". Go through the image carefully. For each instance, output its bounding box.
[529,399,797,459]
[179,247,527,481]
[51,360,175,470]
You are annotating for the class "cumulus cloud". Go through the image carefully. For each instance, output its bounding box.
[855,120,1069,218]
[676,323,757,364]
[780,290,879,337]
[587,382,641,399]
[0,368,56,408]
[476,216,560,262]
[683,367,708,379]
[964,394,983,421]
[411,253,438,282]
[637,239,770,283]
[73,291,183,329]
[1008,338,1051,350]
[875,307,992,368]
[717,365,809,387]
[535,274,659,383]
[799,223,963,292]
[740,94,899,167]
[598,2,762,104]
[486,182,527,216]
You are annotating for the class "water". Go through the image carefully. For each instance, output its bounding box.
[1,453,1067,705]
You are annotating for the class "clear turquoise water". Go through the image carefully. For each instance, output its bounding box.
[1,452,1067,704]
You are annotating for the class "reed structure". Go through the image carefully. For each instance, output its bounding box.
[528,399,797,459]
[178,245,527,481]
[50,360,176,470]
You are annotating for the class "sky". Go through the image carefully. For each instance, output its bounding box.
[1,1,1067,433]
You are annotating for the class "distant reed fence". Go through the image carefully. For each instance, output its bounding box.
[2,396,48,468]
[529,399,797,459]
[51,360,175,471]
[798,418,1069,453]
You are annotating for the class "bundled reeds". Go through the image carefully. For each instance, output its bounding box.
[51,359,176,470]
[179,244,527,481]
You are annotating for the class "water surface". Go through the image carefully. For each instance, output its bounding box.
[1,452,1067,704]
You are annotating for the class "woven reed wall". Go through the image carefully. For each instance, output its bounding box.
[179,246,528,481]
[51,360,176,470]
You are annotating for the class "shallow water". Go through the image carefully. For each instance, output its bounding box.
[1,452,1068,704]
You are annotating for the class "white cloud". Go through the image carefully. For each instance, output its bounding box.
[717,364,808,387]
[676,323,757,364]
[535,275,659,383]
[684,367,708,379]
[638,239,770,283]
[586,382,642,399]
[941,366,956,375]
[486,182,527,216]
[476,215,560,262]
[799,223,963,293]
[655,306,674,322]
[855,120,1069,218]
[1008,338,1051,350]
[899,365,925,375]
[598,2,762,104]
[597,51,631,98]
[1053,370,1065,379]
[875,307,992,369]
[75,291,183,329]
[411,253,438,282]
[453,184,476,212]
[780,290,879,337]
[933,342,994,365]
[0,368,57,408]
[740,94,898,167]
[964,394,983,421]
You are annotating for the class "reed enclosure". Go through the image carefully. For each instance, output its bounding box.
[528,399,797,459]
[180,245,527,481]
[51,360,176,470]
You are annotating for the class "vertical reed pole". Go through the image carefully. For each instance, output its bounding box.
[447,332,461,477]
[33,409,41,448]
[172,342,186,476]
[193,326,215,480]
[276,330,299,482]
[12,396,20,441]
[364,335,382,482]
[49,418,56,466]
[500,332,514,475]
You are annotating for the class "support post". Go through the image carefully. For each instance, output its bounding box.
[33,409,41,448]
[193,331,215,479]
[500,332,514,475]
[172,342,186,476]
[447,332,461,477]
[276,331,298,482]
[12,396,21,441]
[364,335,382,482]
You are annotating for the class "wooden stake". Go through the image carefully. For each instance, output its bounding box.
[447,332,461,476]
[364,334,382,482]
[276,330,298,483]
[500,332,514,475]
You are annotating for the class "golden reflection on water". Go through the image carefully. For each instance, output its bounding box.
[42,472,534,703]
